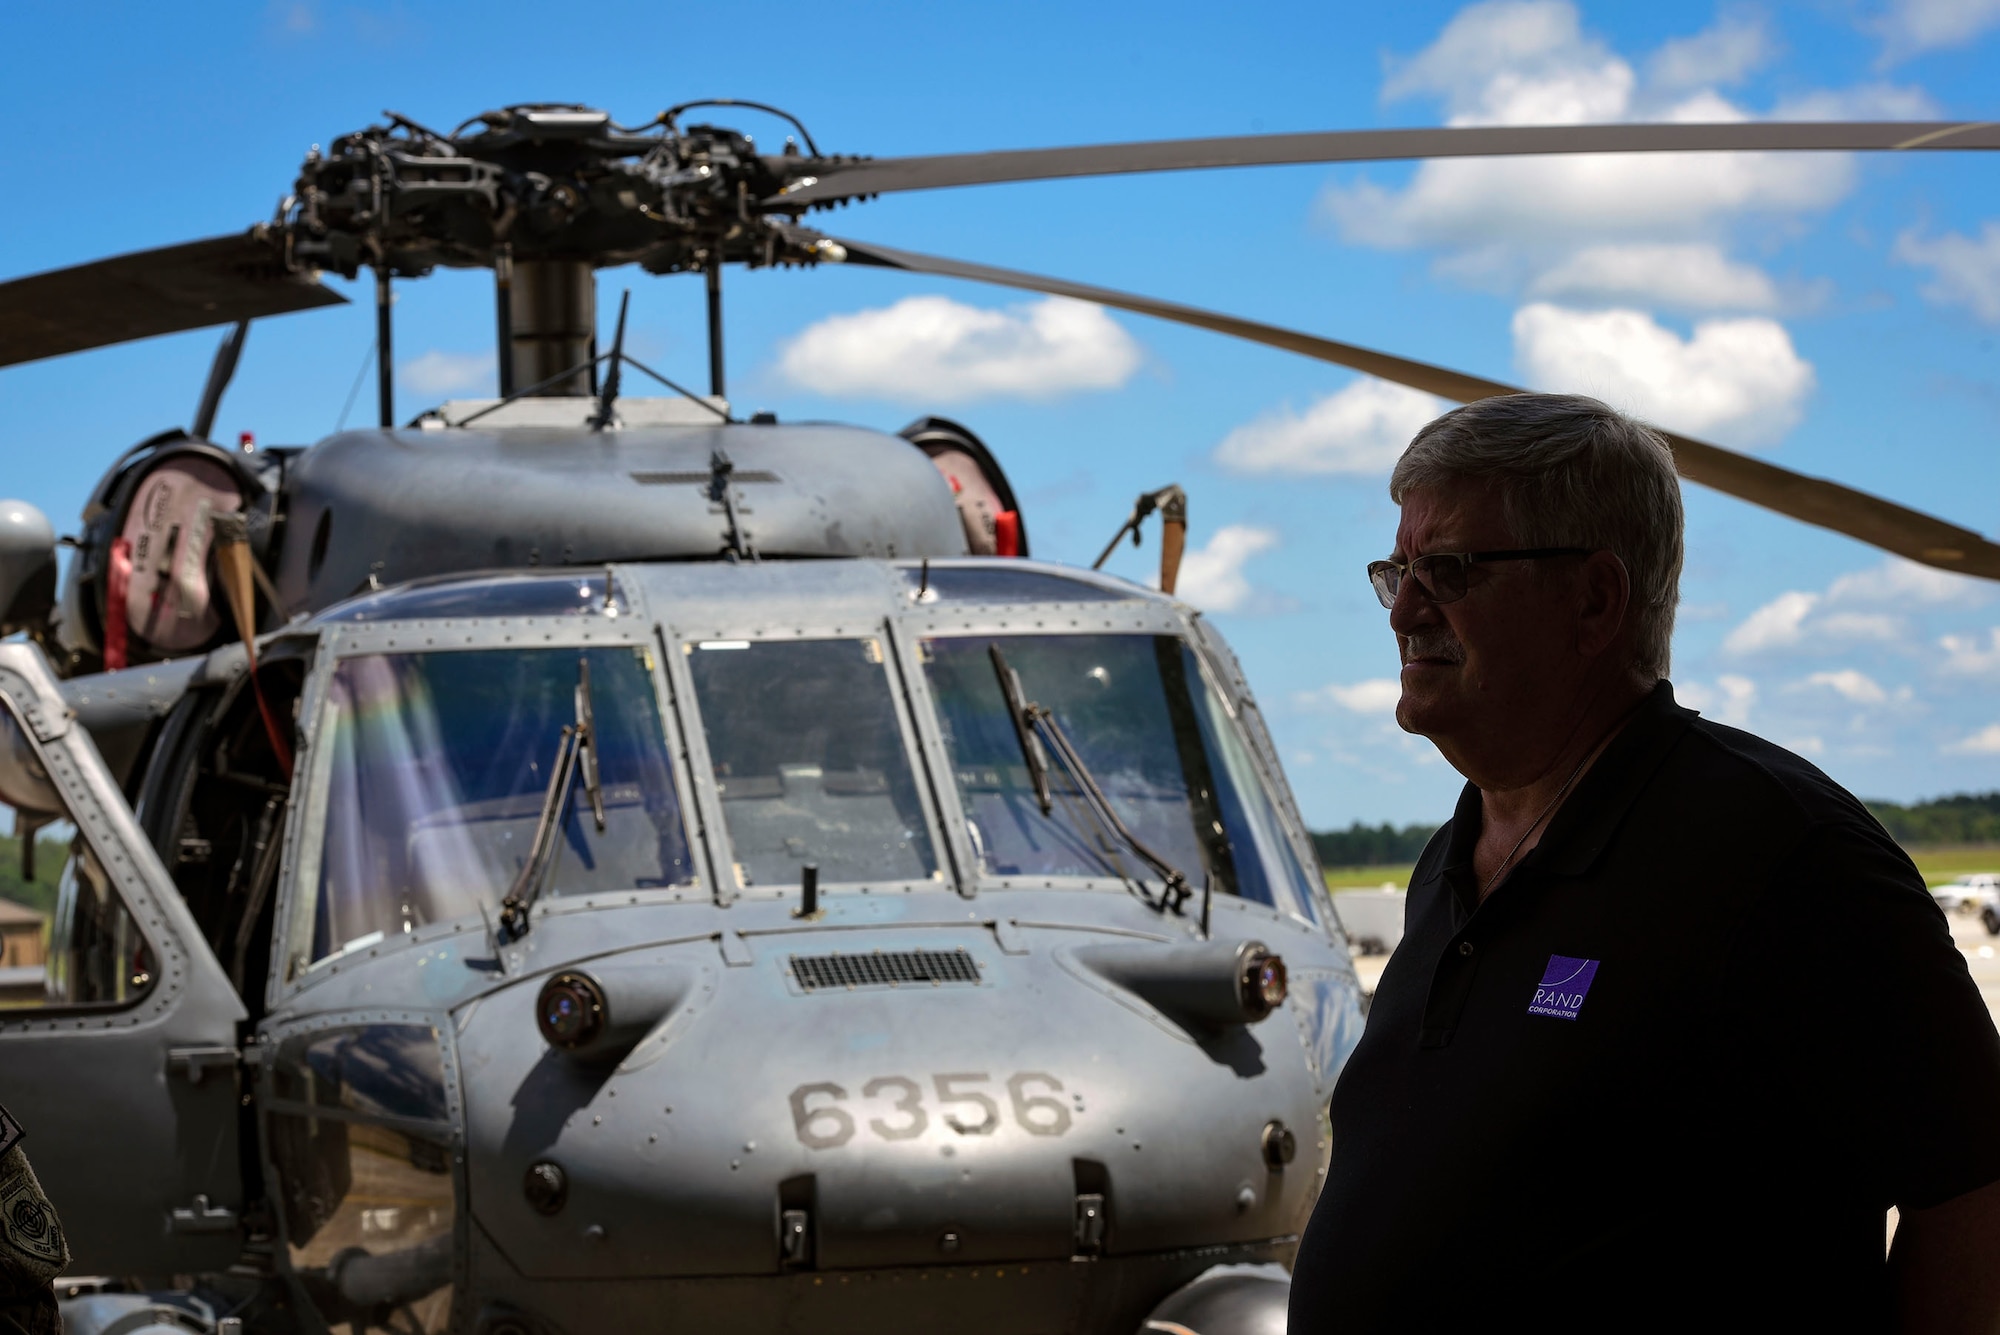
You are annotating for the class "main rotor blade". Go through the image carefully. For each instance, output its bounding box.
[0,233,347,369]
[818,233,2000,581]
[775,120,2000,204]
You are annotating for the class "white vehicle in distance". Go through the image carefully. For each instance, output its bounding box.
[1931,872,2000,915]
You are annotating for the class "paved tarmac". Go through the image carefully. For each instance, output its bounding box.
[1946,911,2000,1033]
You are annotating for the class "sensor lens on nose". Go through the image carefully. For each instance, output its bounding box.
[537,971,608,1050]
[524,1160,568,1215]
[1239,949,1288,1017]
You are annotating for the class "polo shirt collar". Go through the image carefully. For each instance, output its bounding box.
[1436,680,1696,908]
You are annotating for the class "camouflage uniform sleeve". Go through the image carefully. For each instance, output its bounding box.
[0,1144,66,1335]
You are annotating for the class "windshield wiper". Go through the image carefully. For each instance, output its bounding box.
[575,657,606,830]
[989,643,1052,813]
[987,643,1194,915]
[498,658,606,941]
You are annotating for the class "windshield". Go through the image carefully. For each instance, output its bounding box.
[922,634,1321,922]
[686,636,938,888]
[306,646,693,963]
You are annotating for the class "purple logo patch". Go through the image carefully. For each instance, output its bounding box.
[1527,955,1599,1020]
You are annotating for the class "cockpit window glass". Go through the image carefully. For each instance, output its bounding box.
[1184,662,1321,924]
[897,565,1132,604]
[320,571,625,623]
[922,634,1319,921]
[0,700,155,1010]
[274,1025,450,1123]
[685,638,937,888]
[307,645,692,964]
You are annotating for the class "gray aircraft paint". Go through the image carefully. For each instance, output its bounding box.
[0,554,1365,1333]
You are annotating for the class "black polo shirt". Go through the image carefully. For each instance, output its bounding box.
[1290,681,2000,1333]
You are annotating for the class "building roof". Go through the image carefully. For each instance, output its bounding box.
[0,899,47,927]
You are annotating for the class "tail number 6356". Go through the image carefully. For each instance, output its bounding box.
[788,1072,1072,1149]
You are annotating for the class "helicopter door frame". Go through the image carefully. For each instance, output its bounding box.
[880,618,976,897]
[0,641,249,1275]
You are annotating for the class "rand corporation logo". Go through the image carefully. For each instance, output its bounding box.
[1527,955,1600,1021]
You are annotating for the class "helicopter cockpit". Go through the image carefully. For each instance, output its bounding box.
[284,557,1325,982]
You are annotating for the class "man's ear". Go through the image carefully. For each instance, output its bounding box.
[1575,550,1632,658]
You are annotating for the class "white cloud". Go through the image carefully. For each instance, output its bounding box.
[1828,556,1988,605]
[1322,135,1852,254]
[1895,223,2000,324]
[1940,628,2000,676]
[1321,4,1926,297]
[1647,13,1773,89]
[1298,678,1403,715]
[1945,722,2000,755]
[401,350,492,397]
[1717,557,1975,664]
[1798,669,1890,704]
[1382,0,1631,124]
[1512,303,1814,445]
[777,295,1140,403]
[1723,590,1819,654]
[1772,83,1939,119]
[1677,673,1757,725]
[1722,587,1909,655]
[1171,525,1278,613]
[1814,611,1904,644]
[1873,0,2000,60]
[1324,6,1858,252]
[1527,242,1780,311]
[1213,379,1445,476]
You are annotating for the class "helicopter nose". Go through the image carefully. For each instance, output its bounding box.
[454,927,1330,1282]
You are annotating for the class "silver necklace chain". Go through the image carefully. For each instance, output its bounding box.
[1477,712,1634,900]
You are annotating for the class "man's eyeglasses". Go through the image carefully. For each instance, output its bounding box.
[1366,548,1591,610]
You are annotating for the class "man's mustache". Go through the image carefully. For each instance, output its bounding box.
[1400,630,1466,665]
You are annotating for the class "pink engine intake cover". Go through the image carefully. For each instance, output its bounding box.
[118,456,244,654]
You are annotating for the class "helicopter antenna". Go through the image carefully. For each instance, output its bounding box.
[592,290,630,430]
[620,353,732,421]
[191,320,249,441]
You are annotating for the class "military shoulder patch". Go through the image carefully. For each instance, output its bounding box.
[0,1148,66,1276]
[0,1106,20,1161]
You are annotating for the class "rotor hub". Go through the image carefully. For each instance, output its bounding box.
[281,103,867,280]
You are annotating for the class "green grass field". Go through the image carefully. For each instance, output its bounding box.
[1908,846,2000,885]
[1322,844,2000,892]
[1323,864,1417,890]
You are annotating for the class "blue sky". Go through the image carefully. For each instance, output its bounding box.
[5,0,2000,827]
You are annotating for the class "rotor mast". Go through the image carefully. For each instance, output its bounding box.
[506,260,597,398]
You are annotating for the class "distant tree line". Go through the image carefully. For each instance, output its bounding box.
[1311,822,1442,868]
[1865,792,2000,846]
[1311,793,2000,868]
[0,833,67,920]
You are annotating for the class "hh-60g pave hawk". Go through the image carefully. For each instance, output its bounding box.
[1,102,1999,1335]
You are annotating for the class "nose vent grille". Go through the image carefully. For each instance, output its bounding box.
[791,948,982,992]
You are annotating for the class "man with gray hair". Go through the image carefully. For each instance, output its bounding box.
[1289,394,2000,1332]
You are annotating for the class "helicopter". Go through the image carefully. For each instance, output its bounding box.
[0,102,1998,1335]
